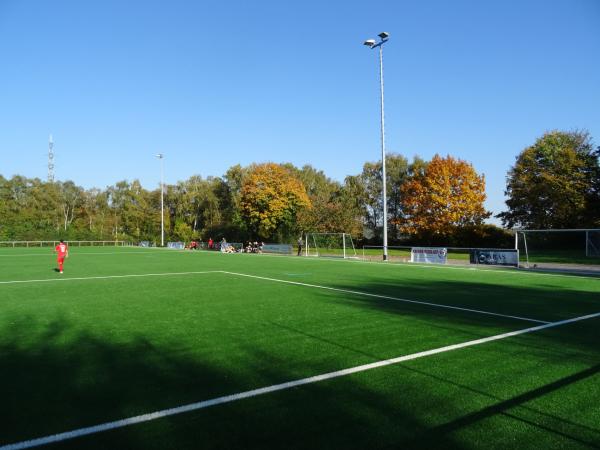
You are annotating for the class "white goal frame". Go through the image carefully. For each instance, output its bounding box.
[304,233,357,259]
[514,228,600,268]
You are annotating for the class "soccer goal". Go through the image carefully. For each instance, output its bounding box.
[304,233,357,259]
[515,229,600,268]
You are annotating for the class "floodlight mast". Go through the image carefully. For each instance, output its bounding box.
[156,153,165,247]
[363,32,390,261]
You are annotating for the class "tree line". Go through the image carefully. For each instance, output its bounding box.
[1,130,598,246]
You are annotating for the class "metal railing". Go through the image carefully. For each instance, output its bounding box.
[0,240,132,248]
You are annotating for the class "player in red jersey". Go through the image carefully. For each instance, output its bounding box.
[55,240,69,274]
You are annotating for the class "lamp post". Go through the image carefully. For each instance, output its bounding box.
[364,32,390,261]
[156,153,164,247]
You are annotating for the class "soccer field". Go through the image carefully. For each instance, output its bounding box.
[1,247,599,449]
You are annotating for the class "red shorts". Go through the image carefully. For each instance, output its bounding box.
[57,256,65,263]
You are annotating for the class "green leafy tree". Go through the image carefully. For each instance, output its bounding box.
[342,173,371,236]
[80,188,111,238]
[108,180,154,241]
[174,221,193,242]
[204,164,249,240]
[0,175,8,239]
[345,154,427,241]
[498,131,600,228]
[0,176,64,239]
[170,175,223,240]
[291,164,363,236]
[58,181,84,232]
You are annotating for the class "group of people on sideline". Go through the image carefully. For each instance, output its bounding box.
[183,236,307,255]
[185,237,264,254]
[221,238,264,254]
[244,241,264,253]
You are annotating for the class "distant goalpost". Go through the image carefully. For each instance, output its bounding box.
[304,233,357,259]
[515,228,600,268]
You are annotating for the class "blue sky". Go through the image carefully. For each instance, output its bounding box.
[1,0,599,222]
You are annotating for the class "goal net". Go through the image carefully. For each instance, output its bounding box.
[305,233,357,259]
[515,229,600,268]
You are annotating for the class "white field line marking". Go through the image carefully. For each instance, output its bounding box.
[6,245,595,280]
[224,249,600,281]
[0,271,219,285]
[0,269,549,325]
[220,271,549,324]
[3,311,599,450]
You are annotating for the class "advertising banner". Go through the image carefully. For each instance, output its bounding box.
[411,247,448,264]
[262,244,293,254]
[470,249,519,267]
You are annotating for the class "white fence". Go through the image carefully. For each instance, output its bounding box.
[0,240,132,248]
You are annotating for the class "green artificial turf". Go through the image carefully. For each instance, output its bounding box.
[522,249,600,266]
[1,247,599,449]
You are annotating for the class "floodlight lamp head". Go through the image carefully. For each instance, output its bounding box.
[363,39,376,47]
[378,32,389,40]
[156,153,163,159]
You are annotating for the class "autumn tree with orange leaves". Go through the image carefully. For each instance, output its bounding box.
[240,163,311,239]
[400,155,490,238]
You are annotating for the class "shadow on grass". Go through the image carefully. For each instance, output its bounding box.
[0,316,238,449]
[312,275,600,353]
[345,275,598,318]
[410,362,600,449]
[2,313,600,450]
[0,315,436,450]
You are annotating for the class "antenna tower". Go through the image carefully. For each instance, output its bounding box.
[48,134,55,182]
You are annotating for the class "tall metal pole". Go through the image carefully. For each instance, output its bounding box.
[364,33,390,261]
[378,44,388,261]
[156,154,164,247]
